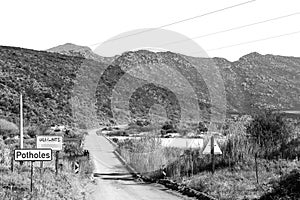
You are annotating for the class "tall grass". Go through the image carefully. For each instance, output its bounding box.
[0,127,94,200]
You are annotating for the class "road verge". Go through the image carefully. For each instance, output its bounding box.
[102,134,217,200]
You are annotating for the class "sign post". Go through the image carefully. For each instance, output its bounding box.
[30,161,34,192]
[10,153,14,172]
[14,149,53,192]
[36,135,63,175]
[211,136,215,174]
[202,136,222,174]
[55,151,59,175]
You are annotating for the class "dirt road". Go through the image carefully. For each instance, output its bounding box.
[84,129,191,200]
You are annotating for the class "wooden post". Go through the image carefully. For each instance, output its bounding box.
[11,153,14,172]
[191,151,194,176]
[55,151,59,175]
[30,161,34,192]
[255,152,259,184]
[211,136,215,174]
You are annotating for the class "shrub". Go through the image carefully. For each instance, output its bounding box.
[112,138,118,143]
[197,121,208,133]
[260,169,300,200]
[246,110,293,159]
[135,119,150,127]
[0,119,18,139]
[24,126,38,138]
[64,142,82,156]
[161,121,177,135]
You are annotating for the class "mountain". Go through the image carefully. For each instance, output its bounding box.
[0,45,106,128]
[0,44,299,128]
[48,43,114,64]
[231,52,300,110]
[95,50,300,124]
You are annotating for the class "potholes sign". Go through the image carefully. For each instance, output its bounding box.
[36,135,63,151]
[14,149,52,161]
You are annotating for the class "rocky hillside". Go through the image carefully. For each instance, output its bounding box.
[0,45,105,127]
[0,44,299,127]
[187,52,300,113]
[95,50,300,124]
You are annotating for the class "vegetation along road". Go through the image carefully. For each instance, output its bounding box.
[84,129,192,200]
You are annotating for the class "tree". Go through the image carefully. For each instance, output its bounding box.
[246,110,292,159]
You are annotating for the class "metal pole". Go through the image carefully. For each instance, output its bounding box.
[19,94,24,166]
[20,93,23,149]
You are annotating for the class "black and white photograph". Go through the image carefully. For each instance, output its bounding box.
[0,0,299,199]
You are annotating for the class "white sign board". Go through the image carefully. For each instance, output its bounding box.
[203,140,222,155]
[36,135,63,151]
[14,149,52,161]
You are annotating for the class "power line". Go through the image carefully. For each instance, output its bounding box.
[160,12,300,47]
[199,30,300,52]
[96,0,256,45]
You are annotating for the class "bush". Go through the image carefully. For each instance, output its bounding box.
[64,142,83,156]
[197,121,208,133]
[135,119,150,127]
[260,169,300,200]
[112,138,118,143]
[24,126,38,138]
[161,121,177,135]
[0,119,18,139]
[246,110,292,159]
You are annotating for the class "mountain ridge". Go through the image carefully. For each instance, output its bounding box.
[0,44,299,127]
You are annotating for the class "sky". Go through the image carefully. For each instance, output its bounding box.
[0,0,299,61]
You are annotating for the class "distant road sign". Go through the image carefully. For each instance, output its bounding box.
[36,136,63,151]
[14,149,52,161]
[74,161,80,174]
[203,140,222,155]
